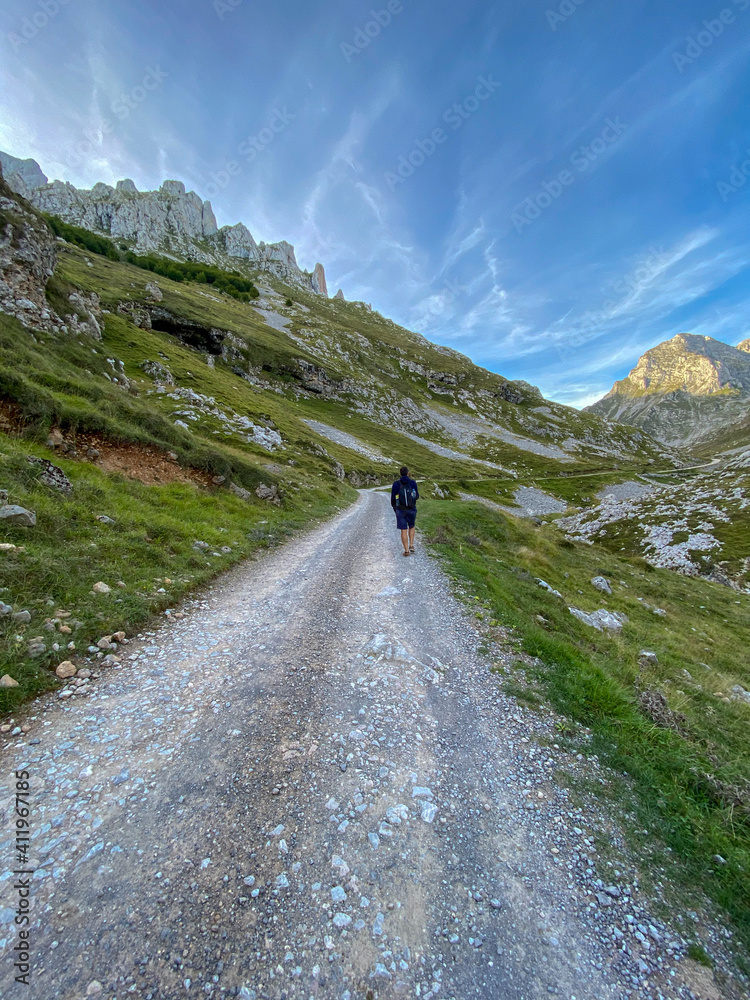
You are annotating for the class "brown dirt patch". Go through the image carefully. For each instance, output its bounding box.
[73,433,214,488]
[0,401,213,488]
[0,399,24,433]
[671,958,725,1000]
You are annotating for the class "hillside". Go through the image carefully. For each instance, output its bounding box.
[3,159,750,987]
[588,334,750,455]
[0,161,675,708]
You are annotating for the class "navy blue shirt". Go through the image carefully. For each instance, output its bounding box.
[391,476,420,509]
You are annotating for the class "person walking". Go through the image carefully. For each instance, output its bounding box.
[391,466,420,556]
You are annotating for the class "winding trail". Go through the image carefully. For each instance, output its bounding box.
[0,492,713,999]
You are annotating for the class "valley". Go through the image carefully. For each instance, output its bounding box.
[0,156,749,998]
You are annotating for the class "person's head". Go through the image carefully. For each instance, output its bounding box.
[400,466,409,478]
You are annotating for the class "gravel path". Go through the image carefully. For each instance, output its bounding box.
[0,494,727,999]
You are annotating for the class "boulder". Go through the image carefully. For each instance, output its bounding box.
[0,505,36,526]
[638,650,659,667]
[0,674,19,687]
[55,660,77,679]
[255,483,280,504]
[91,581,111,595]
[568,607,628,632]
[229,483,252,502]
[28,457,73,493]
[12,610,31,624]
[590,576,612,595]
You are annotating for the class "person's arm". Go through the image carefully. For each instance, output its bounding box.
[415,481,420,500]
[391,482,397,507]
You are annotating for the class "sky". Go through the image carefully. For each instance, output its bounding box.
[1,0,750,407]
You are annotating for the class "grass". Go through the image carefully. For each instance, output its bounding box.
[0,434,353,712]
[420,497,750,953]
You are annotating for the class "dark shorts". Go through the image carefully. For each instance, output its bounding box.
[395,508,417,530]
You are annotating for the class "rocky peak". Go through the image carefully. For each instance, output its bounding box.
[311,262,328,297]
[0,149,329,296]
[0,150,47,196]
[603,333,750,399]
[587,332,750,451]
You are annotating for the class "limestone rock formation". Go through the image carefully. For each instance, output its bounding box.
[0,163,62,332]
[311,262,328,297]
[587,334,750,452]
[0,150,47,195]
[0,149,328,295]
[334,288,345,301]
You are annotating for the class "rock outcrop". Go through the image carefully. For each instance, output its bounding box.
[0,150,47,195]
[0,163,62,332]
[0,150,329,296]
[311,263,328,297]
[587,334,750,452]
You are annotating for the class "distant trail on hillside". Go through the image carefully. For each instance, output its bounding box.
[0,494,716,998]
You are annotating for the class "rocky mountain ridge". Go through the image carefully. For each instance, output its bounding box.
[0,161,672,482]
[587,334,750,455]
[0,150,329,296]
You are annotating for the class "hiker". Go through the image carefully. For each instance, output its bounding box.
[391,466,420,556]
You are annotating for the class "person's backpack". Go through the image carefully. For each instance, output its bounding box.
[398,482,418,510]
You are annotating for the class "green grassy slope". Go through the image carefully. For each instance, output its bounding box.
[0,204,671,712]
[420,496,750,960]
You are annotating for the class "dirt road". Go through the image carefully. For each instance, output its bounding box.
[0,492,714,999]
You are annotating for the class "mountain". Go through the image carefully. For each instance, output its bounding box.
[0,150,329,296]
[0,153,673,490]
[587,333,750,455]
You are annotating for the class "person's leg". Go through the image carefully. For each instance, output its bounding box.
[400,528,410,554]
[408,526,415,550]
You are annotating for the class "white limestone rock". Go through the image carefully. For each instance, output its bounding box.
[311,262,328,296]
[1,148,330,295]
[0,151,48,192]
[0,166,63,333]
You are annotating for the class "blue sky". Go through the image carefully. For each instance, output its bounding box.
[2,0,750,406]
